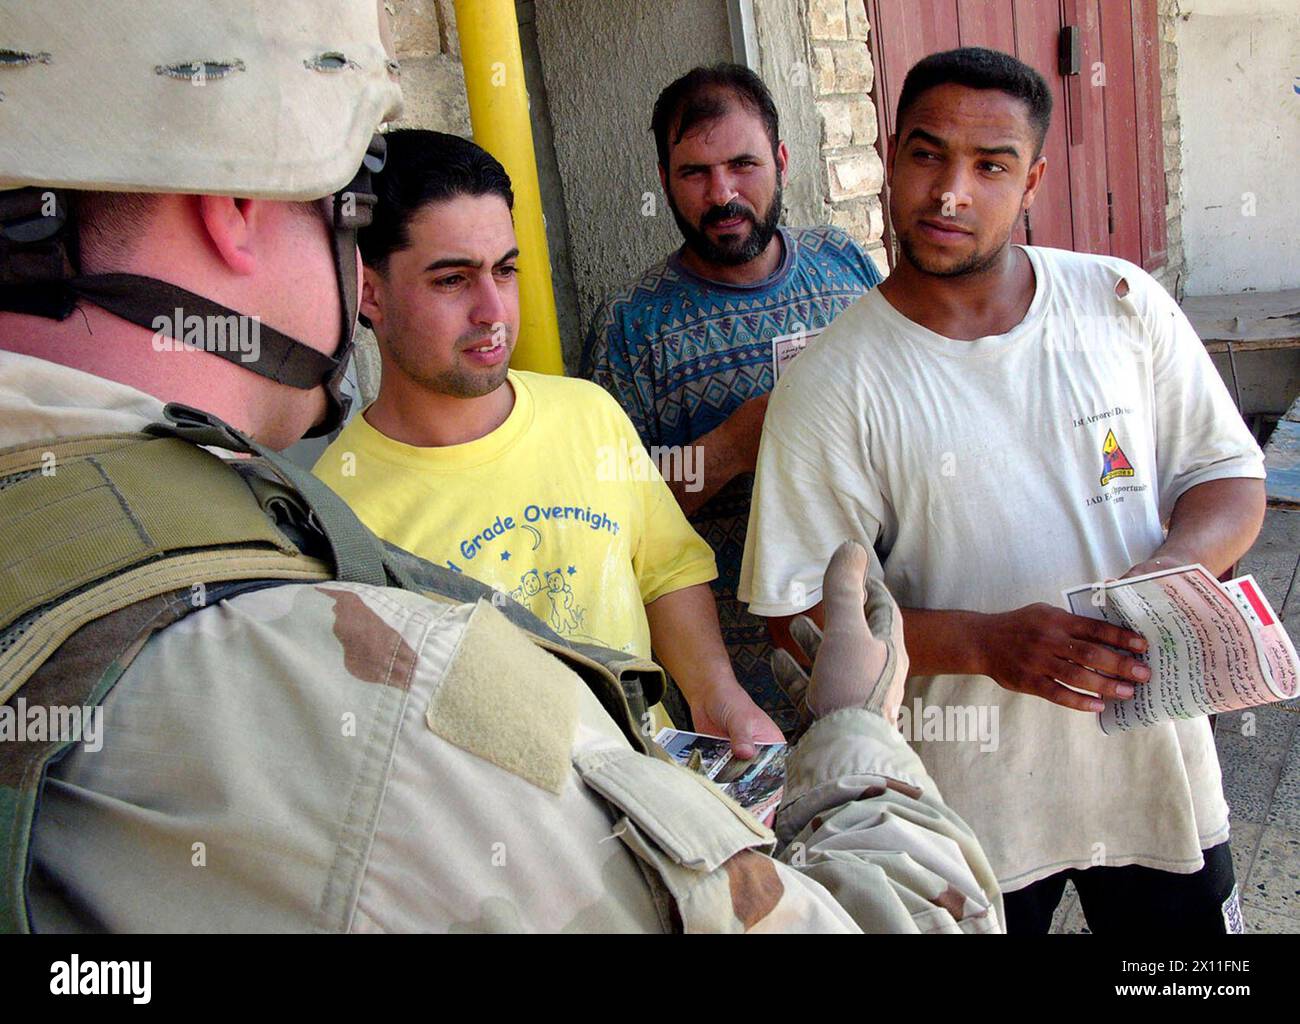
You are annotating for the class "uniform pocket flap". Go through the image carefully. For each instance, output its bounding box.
[575,746,773,873]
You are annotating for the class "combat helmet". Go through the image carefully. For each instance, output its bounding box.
[0,0,404,436]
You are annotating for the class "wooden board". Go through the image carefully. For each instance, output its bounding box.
[1204,338,1300,355]
[1183,289,1300,348]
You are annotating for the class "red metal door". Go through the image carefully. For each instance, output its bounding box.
[1128,0,1168,268]
[1061,0,1110,255]
[1013,0,1077,251]
[1099,0,1144,264]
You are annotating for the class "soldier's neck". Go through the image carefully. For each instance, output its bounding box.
[0,309,285,444]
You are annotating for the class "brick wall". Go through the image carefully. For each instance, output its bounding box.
[807,0,889,277]
[1156,0,1186,297]
[386,0,470,133]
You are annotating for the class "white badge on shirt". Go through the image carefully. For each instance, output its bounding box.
[771,326,826,382]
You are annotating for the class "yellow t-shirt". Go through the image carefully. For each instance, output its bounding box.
[314,371,717,669]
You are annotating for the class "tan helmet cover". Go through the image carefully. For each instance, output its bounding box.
[0,0,403,199]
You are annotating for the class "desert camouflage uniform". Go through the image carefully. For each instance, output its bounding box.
[6,351,1002,934]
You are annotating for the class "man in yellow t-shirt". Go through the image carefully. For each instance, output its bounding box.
[315,130,781,754]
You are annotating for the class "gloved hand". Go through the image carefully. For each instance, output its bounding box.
[770,541,908,727]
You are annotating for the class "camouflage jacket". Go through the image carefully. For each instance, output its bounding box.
[3,351,1003,933]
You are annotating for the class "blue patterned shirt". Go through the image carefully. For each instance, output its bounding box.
[581,226,882,733]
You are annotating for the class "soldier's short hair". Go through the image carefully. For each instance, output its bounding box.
[74,192,159,272]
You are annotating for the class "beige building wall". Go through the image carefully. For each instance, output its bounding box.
[1173,0,1300,415]
[1174,0,1300,296]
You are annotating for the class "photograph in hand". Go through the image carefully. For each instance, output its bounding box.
[655,727,788,824]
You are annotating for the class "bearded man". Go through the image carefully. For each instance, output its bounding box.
[582,64,883,735]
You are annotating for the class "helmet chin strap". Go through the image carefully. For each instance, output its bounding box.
[64,272,343,386]
[0,135,387,439]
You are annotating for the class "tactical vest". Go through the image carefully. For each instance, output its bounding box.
[0,403,667,933]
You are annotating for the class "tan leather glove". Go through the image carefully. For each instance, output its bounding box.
[770,541,908,728]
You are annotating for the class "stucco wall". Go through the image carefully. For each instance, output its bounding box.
[1175,0,1300,295]
[518,1,584,371]
[534,0,735,336]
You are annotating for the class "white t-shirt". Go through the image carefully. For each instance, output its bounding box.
[739,245,1266,891]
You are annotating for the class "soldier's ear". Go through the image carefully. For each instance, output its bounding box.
[197,195,260,276]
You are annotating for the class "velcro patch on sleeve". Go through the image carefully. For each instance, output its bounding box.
[576,747,773,872]
[426,600,579,794]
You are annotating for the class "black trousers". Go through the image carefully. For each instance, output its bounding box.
[1003,841,1241,934]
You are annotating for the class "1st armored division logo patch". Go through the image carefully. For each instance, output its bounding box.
[1100,429,1135,485]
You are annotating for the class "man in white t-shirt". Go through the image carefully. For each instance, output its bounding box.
[740,47,1266,933]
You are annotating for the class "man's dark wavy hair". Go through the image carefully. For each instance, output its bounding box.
[896,47,1053,156]
[359,129,514,271]
[651,63,780,169]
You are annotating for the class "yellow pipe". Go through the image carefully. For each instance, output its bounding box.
[454,0,565,375]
